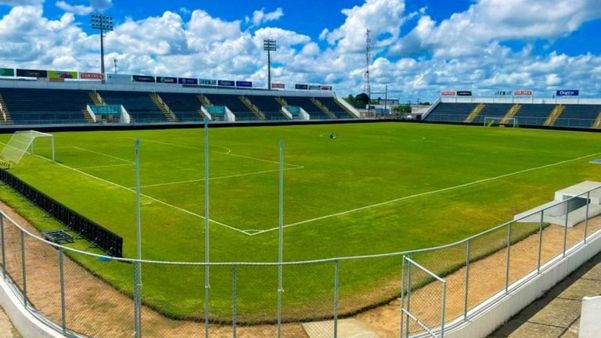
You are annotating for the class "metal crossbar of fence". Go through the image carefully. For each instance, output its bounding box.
[0,185,600,337]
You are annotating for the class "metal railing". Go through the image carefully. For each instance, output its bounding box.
[0,185,600,337]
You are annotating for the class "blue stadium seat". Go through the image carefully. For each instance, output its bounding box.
[100,91,166,123]
[204,94,257,121]
[158,93,203,122]
[0,88,90,124]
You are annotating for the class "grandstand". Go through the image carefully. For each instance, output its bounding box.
[424,97,601,129]
[0,72,358,126]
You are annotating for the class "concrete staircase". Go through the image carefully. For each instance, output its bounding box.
[544,105,565,127]
[464,103,486,123]
[239,96,266,120]
[310,98,336,119]
[150,93,177,122]
[197,94,212,107]
[593,113,601,129]
[89,91,105,105]
[334,98,356,118]
[81,108,95,123]
[0,94,12,124]
[275,97,288,107]
[501,104,522,124]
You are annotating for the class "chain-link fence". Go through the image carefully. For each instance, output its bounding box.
[1,185,601,337]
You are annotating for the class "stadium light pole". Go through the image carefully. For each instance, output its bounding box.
[91,14,113,81]
[263,39,277,90]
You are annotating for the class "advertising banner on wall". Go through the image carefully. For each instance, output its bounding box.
[178,77,198,85]
[198,79,216,86]
[107,73,132,84]
[320,85,333,91]
[0,68,15,77]
[308,85,321,90]
[295,84,309,90]
[440,90,456,96]
[48,70,78,80]
[456,91,473,96]
[513,90,533,96]
[16,69,47,78]
[80,72,104,80]
[132,75,156,83]
[236,81,252,88]
[271,83,285,89]
[494,90,512,96]
[556,90,579,97]
[218,80,235,87]
[156,76,177,84]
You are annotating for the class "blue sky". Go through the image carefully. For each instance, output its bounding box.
[0,0,600,100]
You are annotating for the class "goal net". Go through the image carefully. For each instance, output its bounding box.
[483,117,518,128]
[1,130,55,164]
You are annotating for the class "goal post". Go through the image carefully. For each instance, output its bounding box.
[1,130,55,164]
[483,117,518,128]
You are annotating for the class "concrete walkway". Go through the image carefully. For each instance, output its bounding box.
[490,251,601,337]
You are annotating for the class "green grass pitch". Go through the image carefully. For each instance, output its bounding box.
[2,122,601,321]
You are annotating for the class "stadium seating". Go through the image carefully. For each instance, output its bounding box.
[425,103,479,123]
[475,104,512,124]
[158,92,203,122]
[100,91,166,123]
[0,88,89,124]
[204,94,257,121]
[315,97,354,118]
[282,96,330,119]
[513,104,555,126]
[247,96,288,120]
[556,105,601,128]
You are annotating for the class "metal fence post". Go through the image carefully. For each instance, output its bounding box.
[333,260,339,338]
[584,191,591,244]
[231,265,237,338]
[563,201,569,257]
[405,257,412,338]
[59,248,66,335]
[400,256,405,337]
[19,230,27,306]
[0,215,5,279]
[537,211,544,274]
[464,239,470,320]
[441,281,447,338]
[505,223,512,294]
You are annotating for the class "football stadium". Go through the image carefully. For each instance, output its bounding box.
[0,1,600,338]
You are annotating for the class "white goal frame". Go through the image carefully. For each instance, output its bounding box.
[1,130,55,164]
[483,117,518,128]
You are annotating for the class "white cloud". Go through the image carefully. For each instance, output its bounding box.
[56,0,92,15]
[321,0,406,53]
[392,0,601,57]
[0,0,600,100]
[245,7,284,27]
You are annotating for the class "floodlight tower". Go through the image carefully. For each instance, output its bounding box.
[91,14,113,80]
[264,39,277,90]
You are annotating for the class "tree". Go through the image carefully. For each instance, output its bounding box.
[354,93,370,108]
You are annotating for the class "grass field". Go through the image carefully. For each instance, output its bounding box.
[2,122,601,321]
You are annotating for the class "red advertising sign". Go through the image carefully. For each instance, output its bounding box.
[320,85,332,91]
[440,90,456,96]
[271,83,285,89]
[79,72,104,80]
[513,90,533,96]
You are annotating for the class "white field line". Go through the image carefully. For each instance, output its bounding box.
[134,138,304,168]
[136,166,305,189]
[32,154,251,236]
[72,146,134,164]
[249,151,601,236]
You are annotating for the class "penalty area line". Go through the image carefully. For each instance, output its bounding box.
[249,151,601,236]
[34,155,251,236]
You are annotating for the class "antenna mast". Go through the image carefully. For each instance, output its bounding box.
[364,29,372,99]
